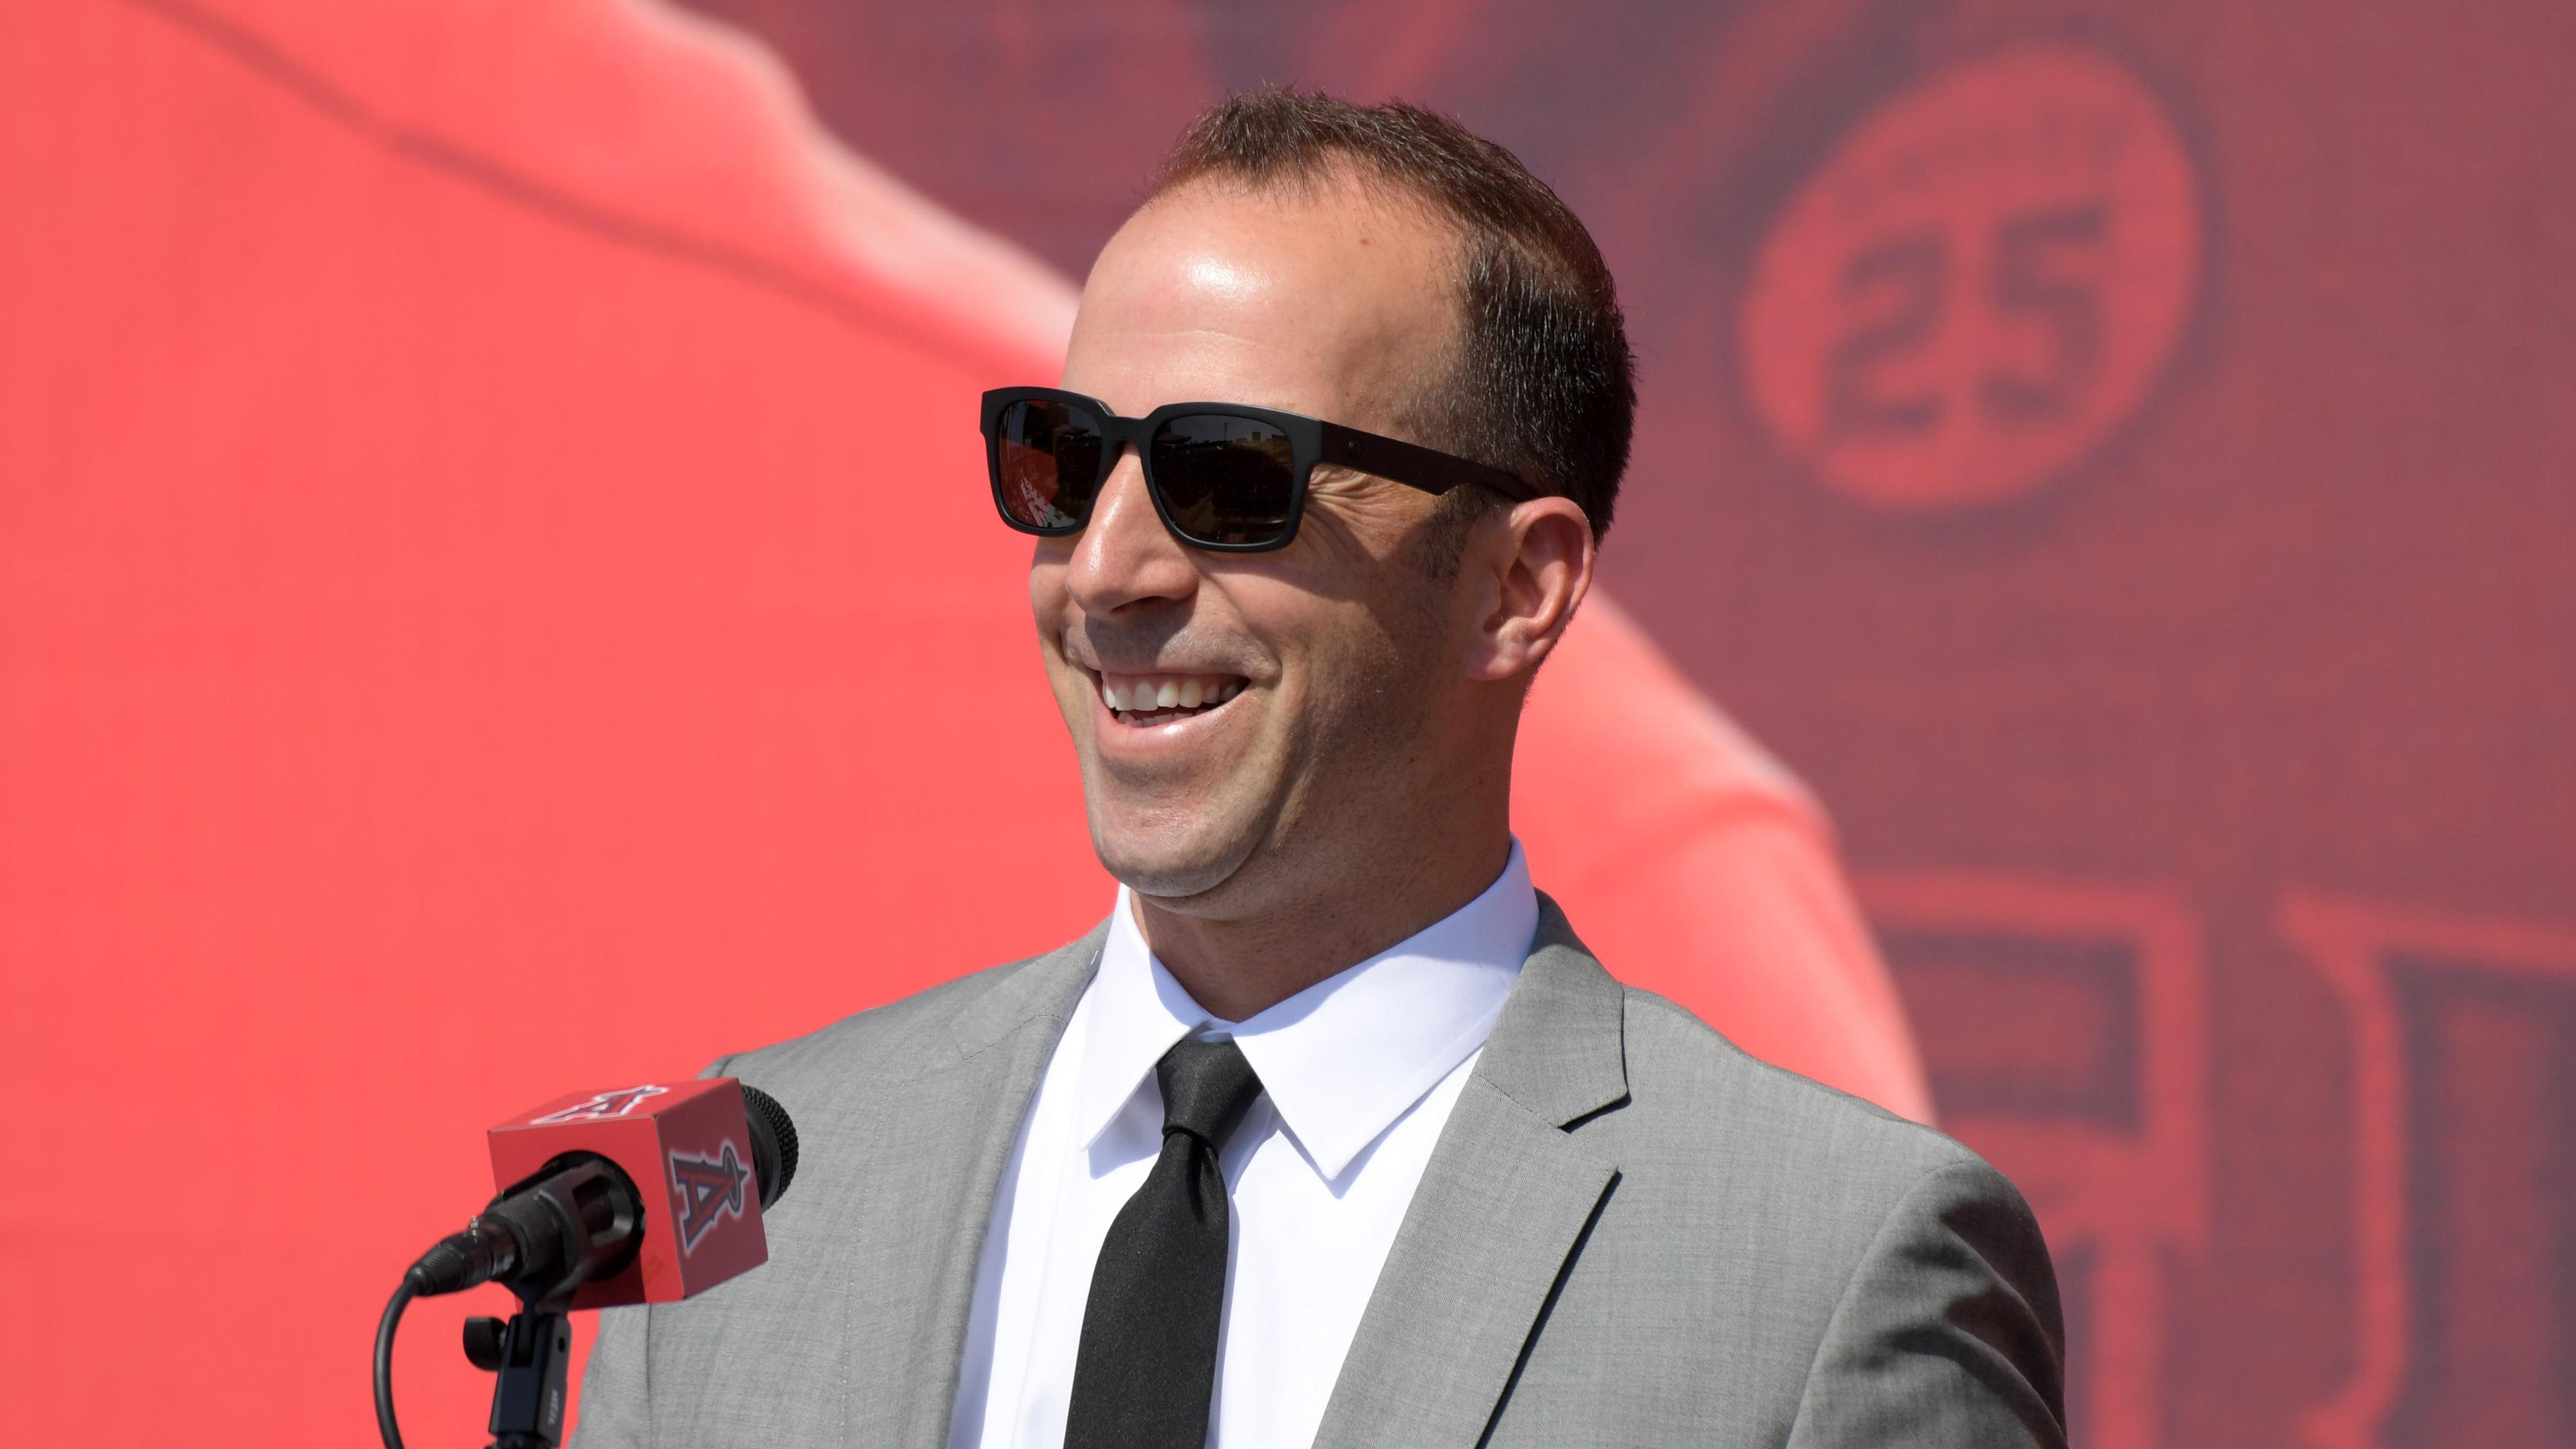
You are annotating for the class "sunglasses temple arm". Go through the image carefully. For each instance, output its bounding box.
[1321,422,1540,502]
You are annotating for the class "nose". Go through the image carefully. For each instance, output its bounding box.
[1065,445,1198,615]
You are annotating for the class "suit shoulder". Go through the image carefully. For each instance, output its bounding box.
[1613,985,1988,1189]
[708,934,1094,1087]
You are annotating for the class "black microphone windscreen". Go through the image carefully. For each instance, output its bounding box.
[741,1085,799,1210]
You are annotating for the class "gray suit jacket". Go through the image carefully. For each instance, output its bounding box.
[570,898,2065,1447]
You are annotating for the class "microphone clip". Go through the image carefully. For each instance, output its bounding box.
[463,1307,576,1449]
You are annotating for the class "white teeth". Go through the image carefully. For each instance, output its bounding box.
[1097,674,1247,717]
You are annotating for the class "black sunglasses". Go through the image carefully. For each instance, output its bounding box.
[980,386,1537,552]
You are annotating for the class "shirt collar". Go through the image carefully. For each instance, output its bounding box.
[1073,841,1537,1182]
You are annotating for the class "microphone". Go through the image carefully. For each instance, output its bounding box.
[405,1078,800,1308]
[376,1078,798,1449]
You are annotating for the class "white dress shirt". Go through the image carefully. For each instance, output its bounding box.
[947,843,1538,1449]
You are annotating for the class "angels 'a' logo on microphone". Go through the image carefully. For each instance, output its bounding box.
[529,1085,669,1124]
[669,1140,753,1252]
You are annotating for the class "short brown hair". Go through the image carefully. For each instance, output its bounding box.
[1150,89,1636,541]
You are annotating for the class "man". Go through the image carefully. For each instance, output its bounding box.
[572,92,2063,1448]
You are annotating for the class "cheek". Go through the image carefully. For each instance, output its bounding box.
[1203,555,1449,731]
[1027,552,1068,618]
[1334,580,1460,721]
[1025,543,1066,595]
[1267,599,1409,720]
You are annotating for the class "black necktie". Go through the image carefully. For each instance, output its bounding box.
[1064,1036,1266,1449]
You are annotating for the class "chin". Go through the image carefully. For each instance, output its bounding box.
[1087,806,1260,906]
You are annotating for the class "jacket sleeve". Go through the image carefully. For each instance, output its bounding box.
[564,1301,651,1448]
[1784,1157,2069,1448]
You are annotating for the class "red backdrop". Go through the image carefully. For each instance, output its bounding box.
[6,2,2571,1446]
[1,1,1931,1444]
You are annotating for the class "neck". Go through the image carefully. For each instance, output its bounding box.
[1132,818,1513,1024]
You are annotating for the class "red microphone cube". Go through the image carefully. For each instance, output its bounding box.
[486,1078,770,1309]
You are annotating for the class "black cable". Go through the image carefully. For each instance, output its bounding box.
[375,1277,416,1449]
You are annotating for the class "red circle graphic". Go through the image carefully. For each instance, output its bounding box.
[1739,43,2204,512]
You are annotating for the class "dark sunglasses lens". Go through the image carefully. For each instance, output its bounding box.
[994,399,1106,530]
[1150,415,1297,546]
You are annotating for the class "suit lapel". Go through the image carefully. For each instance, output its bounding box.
[1312,896,1629,1448]
[826,926,1106,1448]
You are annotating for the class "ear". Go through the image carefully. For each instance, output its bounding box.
[1462,494,1595,683]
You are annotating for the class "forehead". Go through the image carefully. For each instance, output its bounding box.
[1063,176,1459,428]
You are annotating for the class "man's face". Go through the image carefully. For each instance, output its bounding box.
[1033,178,1471,911]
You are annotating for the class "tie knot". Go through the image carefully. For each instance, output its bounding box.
[1155,1037,1264,1146]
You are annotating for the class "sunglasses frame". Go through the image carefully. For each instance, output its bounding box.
[980,386,1539,553]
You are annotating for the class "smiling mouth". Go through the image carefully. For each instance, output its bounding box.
[1094,670,1249,728]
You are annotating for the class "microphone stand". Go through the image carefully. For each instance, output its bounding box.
[463,1289,575,1449]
